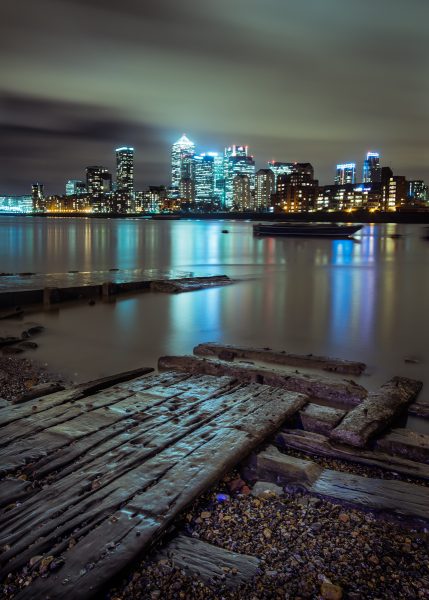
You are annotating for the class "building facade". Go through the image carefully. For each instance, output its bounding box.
[233,174,251,210]
[86,166,112,196]
[363,152,381,183]
[224,146,255,208]
[171,134,195,195]
[335,163,356,185]
[255,169,275,209]
[116,147,134,193]
[66,180,86,196]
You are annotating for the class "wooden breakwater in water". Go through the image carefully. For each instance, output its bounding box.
[0,275,232,308]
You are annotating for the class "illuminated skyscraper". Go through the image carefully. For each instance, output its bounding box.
[116,147,134,193]
[335,163,356,185]
[66,180,86,196]
[224,145,255,207]
[268,161,295,187]
[363,152,381,183]
[86,166,112,195]
[255,169,275,209]
[171,134,195,195]
[408,180,428,202]
[194,153,215,203]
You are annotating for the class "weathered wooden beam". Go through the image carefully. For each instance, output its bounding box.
[151,275,231,293]
[12,382,65,404]
[4,385,306,600]
[408,401,429,419]
[194,342,366,375]
[158,354,367,405]
[375,429,429,464]
[157,534,260,589]
[299,403,346,434]
[330,376,422,448]
[275,429,429,480]
[246,445,429,524]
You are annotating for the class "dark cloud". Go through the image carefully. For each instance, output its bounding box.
[0,0,428,194]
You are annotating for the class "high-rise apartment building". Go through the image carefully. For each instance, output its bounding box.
[66,180,86,196]
[171,134,196,195]
[335,163,356,185]
[255,169,275,209]
[224,145,255,207]
[116,147,134,193]
[408,180,428,202]
[86,166,112,195]
[233,174,251,210]
[363,152,381,183]
[267,161,295,187]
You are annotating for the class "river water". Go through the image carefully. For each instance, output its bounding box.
[1,216,428,414]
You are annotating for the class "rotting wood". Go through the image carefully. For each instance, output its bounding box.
[408,401,429,419]
[12,382,65,404]
[194,342,366,375]
[151,275,232,293]
[330,376,423,448]
[157,534,260,589]
[246,445,429,524]
[0,366,155,427]
[375,428,429,464]
[275,429,429,481]
[158,354,367,405]
[299,403,346,434]
[0,378,307,600]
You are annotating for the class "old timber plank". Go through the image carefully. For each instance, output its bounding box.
[158,355,367,405]
[0,366,155,427]
[408,400,429,419]
[150,275,232,293]
[194,342,366,375]
[330,376,423,448]
[299,403,346,434]
[375,428,429,464]
[275,429,429,480]
[6,383,306,600]
[248,446,429,524]
[157,534,260,589]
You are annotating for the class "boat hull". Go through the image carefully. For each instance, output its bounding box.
[253,223,362,238]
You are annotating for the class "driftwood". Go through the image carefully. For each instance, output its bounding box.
[150,275,232,293]
[330,376,422,448]
[299,403,346,434]
[194,342,366,375]
[0,373,307,600]
[157,535,260,589]
[275,429,429,480]
[247,446,429,524]
[375,429,429,464]
[158,355,367,405]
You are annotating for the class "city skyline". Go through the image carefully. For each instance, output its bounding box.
[1,0,428,195]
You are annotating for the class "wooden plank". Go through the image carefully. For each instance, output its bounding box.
[3,384,306,599]
[275,429,429,480]
[299,403,346,434]
[158,354,367,405]
[330,376,423,447]
[157,534,260,588]
[12,382,65,404]
[18,391,301,600]
[375,428,429,463]
[194,342,366,375]
[408,400,429,419]
[0,367,155,427]
[247,445,429,524]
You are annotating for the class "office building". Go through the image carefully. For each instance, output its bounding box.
[194,153,215,203]
[384,175,407,210]
[268,161,295,187]
[0,195,33,213]
[335,163,356,185]
[255,169,275,209]
[171,134,195,194]
[408,180,428,202]
[224,145,255,207]
[66,180,86,196]
[116,147,134,193]
[363,152,381,183]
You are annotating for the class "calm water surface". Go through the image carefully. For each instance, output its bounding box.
[1,217,428,411]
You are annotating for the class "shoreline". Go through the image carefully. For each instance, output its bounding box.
[2,210,429,224]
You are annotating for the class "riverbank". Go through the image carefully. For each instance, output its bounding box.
[5,210,429,224]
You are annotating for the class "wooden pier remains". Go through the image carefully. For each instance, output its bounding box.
[0,343,427,599]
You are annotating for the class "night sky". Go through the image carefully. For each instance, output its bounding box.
[1,0,428,195]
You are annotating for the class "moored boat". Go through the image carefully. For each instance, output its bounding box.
[253,222,362,238]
